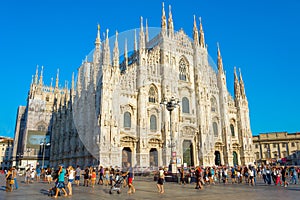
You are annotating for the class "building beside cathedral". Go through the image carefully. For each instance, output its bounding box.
[13,3,254,169]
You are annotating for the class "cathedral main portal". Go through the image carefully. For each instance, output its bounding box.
[182,140,194,166]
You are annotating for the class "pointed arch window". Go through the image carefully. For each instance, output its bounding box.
[179,58,189,81]
[124,112,131,128]
[210,97,217,112]
[150,115,157,131]
[213,122,218,137]
[182,97,190,114]
[230,124,235,137]
[148,86,157,103]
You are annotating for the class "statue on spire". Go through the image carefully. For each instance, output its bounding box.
[193,15,199,46]
[161,2,167,35]
[199,17,205,48]
[168,5,174,37]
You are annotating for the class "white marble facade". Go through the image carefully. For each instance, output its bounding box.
[16,4,255,169]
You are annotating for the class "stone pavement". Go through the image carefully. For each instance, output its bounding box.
[0,174,299,200]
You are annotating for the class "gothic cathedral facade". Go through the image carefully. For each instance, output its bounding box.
[14,4,254,169]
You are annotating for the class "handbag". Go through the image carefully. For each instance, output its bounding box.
[10,179,14,185]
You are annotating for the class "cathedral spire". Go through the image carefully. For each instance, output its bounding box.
[55,69,59,89]
[239,68,246,98]
[50,77,53,90]
[95,23,101,46]
[193,15,199,46]
[103,29,111,65]
[234,67,241,99]
[134,29,137,52]
[217,43,224,73]
[139,16,145,50]
[71,72,75,91]
[145,18,149,43]
[39,65,44,86]
[124,38,128,67]
[168,5,174,37]
[199,17,205,48]
[113,30,119,67]
[161,2,167,35]
[34,65,39,84]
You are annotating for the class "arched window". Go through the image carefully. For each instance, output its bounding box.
[230,124,235,137]
[210,97,217,112]
[179,58,189,81]
[213,122,218,137]
[148,86,157,103]
[124,112,131,128]
[150,115,157,131]
[182,97,190,114]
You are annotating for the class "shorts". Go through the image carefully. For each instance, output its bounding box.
[75,176,80,181]
[68,179,74,183]
[56,181,65,189]
[157,178,164,185]
[128,177,133,185]
[46,175,52,178]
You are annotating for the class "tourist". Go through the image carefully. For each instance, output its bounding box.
[75,165,81,186]
[45,167,52,184]
[12,166,18,190]
[124,162,135,194]
[83,167,89,187]
[67,166,75,195]
[25,168,31,184]
[54,165,68,198]
[36,166,41,182]
[97,166,104,185]
[248,166,255,186]
[5,167,13,192]
[156,166,165,194]
[104,167,110,186]
[30,168,36,183]
[195,166,203,189]
[291,167,298,184]
[91,168,97,188]
[179,166,186,185]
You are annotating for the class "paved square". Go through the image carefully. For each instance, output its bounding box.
[1,175,299,200]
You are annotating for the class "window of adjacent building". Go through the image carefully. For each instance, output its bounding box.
[282,143,285,147]
[291,142,295,147]
[213,122,218,137]
[148,86,157,103]
[124,112,131,128]
[179,58,189,81]
[46,96,50,102]
[182,97,190,114]
[230,124,235,137]
[273,143,277,148]
[255,144,258,149]
[150,115,157,131]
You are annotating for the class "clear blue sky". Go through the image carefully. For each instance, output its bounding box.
[0,0,299,138]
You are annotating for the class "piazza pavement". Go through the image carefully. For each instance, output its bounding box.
[0,174,299,200]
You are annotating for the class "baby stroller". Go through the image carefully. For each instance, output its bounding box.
[48,185,61,197]
[109,174,125,194]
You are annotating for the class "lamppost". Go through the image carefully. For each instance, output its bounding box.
[160,96,180,172]
[16,153,23,167]
[40,139,50,169]
[25,148,32,167]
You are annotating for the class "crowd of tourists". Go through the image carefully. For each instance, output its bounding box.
[2,163,299,197]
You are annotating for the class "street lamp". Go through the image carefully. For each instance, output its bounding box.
[40,139,50,169]
[160,96,180,170]
[25,148,32,167]
[16,153,23,167]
